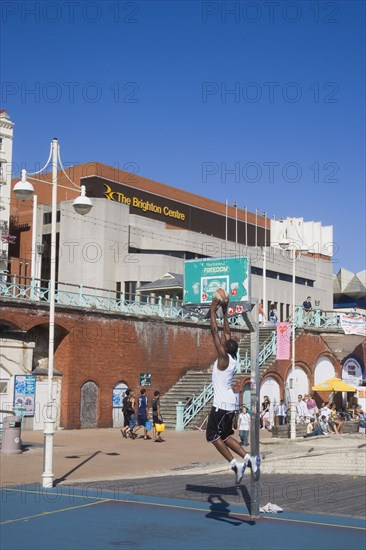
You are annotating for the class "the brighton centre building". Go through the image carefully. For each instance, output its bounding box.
[3,162,352,431]
[10,162,334,316]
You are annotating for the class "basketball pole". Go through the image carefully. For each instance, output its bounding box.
[243,304,260,518]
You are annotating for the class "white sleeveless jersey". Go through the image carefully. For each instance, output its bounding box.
[212,354,237,411]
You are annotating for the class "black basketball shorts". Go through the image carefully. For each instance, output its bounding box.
[206,406,235,442]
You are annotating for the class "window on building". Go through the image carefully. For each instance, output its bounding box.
[0,381,8,394]
[295,276,306,285]
[128,247,206,260]
[279,273,292,283]
[267,270,278,280]
[124,281,137,302]
[137,283,150,303]
[251,266,263,276]
[43,211,61,224]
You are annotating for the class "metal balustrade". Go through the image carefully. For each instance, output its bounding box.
[0,275,350,329]
[0,275,245,323]
[182,330,277,427]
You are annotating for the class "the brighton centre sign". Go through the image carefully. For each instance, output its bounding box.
[82,175,268,245]
[104,183,186,221]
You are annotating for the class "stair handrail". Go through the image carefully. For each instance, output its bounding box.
[182,330,277,427]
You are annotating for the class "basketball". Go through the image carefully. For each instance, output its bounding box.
[213,288,229,303]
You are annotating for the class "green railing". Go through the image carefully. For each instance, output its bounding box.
[182,330,277,428]
[0,275,351,329]
[0,275,248,324]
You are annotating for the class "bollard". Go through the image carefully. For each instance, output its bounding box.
[1,416,22,454]
[175,401,185,431]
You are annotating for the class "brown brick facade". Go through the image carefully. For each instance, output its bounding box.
[2,302,364,428]
[1,301,240,428]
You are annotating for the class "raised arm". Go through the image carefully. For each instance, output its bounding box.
[222,300,231,342]
[210,298,229,371]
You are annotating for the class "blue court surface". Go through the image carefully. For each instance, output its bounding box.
[1,484,365,549]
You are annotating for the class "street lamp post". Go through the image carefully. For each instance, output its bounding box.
[280,226,308,440]
[14,138,92,487]
[262,211,267,324]
[290,246,296,440]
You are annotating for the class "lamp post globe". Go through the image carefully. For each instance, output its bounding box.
[14,170,35,201]
[73,185,93,216]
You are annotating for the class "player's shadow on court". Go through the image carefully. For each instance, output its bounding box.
[185,483,255,525]
[205,495,255,526]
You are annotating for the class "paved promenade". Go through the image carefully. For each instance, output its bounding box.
[1,428,365,550]
[1,427,365,486]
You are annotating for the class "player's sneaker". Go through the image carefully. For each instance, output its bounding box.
[248,454,261,474]
[231,461,247,484]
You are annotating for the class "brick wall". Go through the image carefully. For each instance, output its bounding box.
[2,301,363,428]
[1,301,242,428]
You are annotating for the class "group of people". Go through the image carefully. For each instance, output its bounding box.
[295,394,318,424]
[303,400,366,437]
[258,296,313,326]
[120,388,165,442]
[296,394,346,432]
[258,303,278,325]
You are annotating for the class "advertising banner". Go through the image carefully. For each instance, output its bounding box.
[340,314,366,336]
[183,257,250,318]
[184,257,250,304]
[276,322,291,360]
[341,357,364,387]
[13,375,36,416]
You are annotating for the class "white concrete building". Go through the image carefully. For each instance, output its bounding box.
[43,202,334,318]
[0,110,14,277]
[12,163,335,319]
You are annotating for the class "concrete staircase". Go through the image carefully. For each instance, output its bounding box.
[160,326,277,429]
[238,326,276,375]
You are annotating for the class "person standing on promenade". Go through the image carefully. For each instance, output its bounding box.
[206,295,260,484]
[121,389,136,439]
[306,394,318,420]
[238,405,250,446]
[258,302,265,324]
[303,296,312,324]
[275,399,287,426]
[152,390,164,442]
[137,388,150,440]
[269,303,277,325]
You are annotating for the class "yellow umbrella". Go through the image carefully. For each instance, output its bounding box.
[312,377,357,392]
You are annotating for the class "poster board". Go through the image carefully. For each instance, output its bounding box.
[183,257,251,318]
[13,375,36,416]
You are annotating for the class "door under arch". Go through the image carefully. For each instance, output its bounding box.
[112,382,128,428]
[80,381,98,428]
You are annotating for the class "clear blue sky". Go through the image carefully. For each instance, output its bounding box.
[1,0,365,273]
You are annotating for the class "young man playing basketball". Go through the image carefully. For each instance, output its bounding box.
[206,295,260,484]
